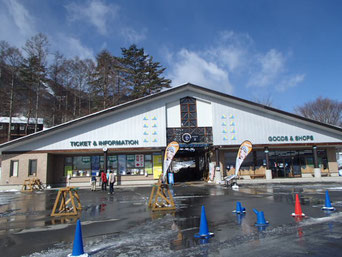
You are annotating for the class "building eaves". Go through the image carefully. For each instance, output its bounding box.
[0,82,341,151]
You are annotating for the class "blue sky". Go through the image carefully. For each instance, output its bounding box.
[1,0,341,113]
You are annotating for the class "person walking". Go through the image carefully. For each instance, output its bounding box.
[101,171,107,191]
[90,175,97,191]
[108,171,116,195]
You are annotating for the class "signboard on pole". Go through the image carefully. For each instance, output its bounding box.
[235,140,253,176]
[162,141,179,182]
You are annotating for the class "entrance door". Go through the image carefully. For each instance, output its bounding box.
[172,150,206,182]
[270,151,296,178]
[280,156,292,177]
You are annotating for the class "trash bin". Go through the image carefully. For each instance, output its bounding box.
[168,172,174,185]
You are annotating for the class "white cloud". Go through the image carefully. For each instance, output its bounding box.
[168,49,233,93]
[247,49,305,92]
[276,74,306,92]
[211,31,253,72]
[248,49,286,87]
[166,31,252,93]
[54,34,95,60]
[121,27,147,44]
[166,30,305,95]
[4,0,35,36]
[0,0,36,47]
[0,1,95,62]
[66,0,119,35]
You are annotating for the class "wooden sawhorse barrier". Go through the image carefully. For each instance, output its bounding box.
[21,178,44,192]
[51,187,82,217]
[148,179,176,211]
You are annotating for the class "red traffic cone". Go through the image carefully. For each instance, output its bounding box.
[291,194,305,217]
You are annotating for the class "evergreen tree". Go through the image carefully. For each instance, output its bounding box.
[0,38,173,135]
[120,44,171,99]
[90,50,117,110]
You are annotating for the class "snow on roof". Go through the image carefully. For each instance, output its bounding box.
[0,117,44,124]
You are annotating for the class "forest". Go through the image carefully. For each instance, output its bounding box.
[0,33,171,132]
[1,33,341,141]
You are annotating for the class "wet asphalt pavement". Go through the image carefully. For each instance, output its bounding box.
[1,182,342,257]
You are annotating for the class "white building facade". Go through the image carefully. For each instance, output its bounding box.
[0,83,341,186]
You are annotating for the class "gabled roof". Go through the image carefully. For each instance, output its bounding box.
[0,83,341,151]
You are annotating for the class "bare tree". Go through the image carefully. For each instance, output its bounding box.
[0,41,11,116]
[295,97,342,127]
[59,59,74,123]
[252,94,273,107]
[69,57,95,118]
[23,33,49,132]
[3,47,23,140]
[48,51,66,126]
[82,59,95,114]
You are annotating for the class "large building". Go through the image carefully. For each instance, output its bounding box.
[0,83,341,186]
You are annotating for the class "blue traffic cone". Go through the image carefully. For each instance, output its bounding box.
[232,201,246,214]
[199,238,209,245]
[253,209,269,226]
[322,190,335,211]
[236,213,245,225]
[69,219,88,257]
[195,206,214,238]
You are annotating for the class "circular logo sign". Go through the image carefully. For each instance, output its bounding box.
[182,133,192,143]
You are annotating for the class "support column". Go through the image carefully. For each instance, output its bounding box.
[327,147,339,176]
[103,147,108,173]
[161,150,165,178]
[215,148,222,183]
[265,147,272,180]
[313,145,321,178]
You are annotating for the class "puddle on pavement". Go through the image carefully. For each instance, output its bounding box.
[1,184,342,256]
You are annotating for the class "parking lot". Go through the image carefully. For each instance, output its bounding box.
[1,182,342,256]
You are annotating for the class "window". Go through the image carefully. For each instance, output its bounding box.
[224,150,263,176]
[10,160,19,177]
[126,155,135,175]
[73,156,91,177]
[180,97,197,127]
[64,157,73,177]
[317,149,328,170]
[0,124,3,130]
[28,159,37,176]
[11,125,15,130]
[64,154,157,177]
[108,155,118,173]
[145,155,153,175]
[20,125,25,131]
